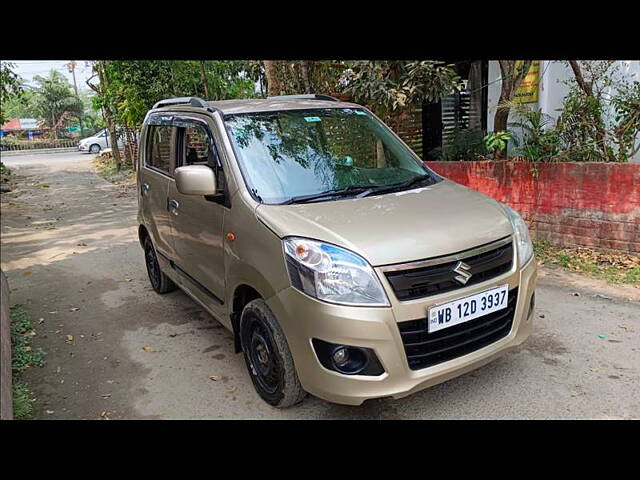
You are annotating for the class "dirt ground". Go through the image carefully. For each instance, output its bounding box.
[1,152,639,419]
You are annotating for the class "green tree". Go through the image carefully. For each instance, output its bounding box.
[2,89,38,120]
[31,70,83,138]
[560,60,640,162]
[263,60,347,97]
[1,61,24,125]
[341,61,463,127]
[101,60,258,129]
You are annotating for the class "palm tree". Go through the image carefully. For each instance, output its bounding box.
[32,70,83,138]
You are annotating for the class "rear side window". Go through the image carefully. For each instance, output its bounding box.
[146,125,173,173]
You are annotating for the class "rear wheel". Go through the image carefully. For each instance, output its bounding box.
[143,237,176,294]
[240,299,306,408]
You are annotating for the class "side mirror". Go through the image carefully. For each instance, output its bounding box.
[175,165,217,196]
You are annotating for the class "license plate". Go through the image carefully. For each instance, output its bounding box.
[428,285,509,333]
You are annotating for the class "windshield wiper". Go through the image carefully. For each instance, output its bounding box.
[359,175,433,198]
[281,185,374,205]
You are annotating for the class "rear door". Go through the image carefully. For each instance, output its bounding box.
[138,115,178,260]
[166,114,228,307]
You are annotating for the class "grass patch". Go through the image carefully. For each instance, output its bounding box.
[12,380,34,420]
[534,239,640,286]
[93,154,135,185]
[10,304,46,419]
[0,162,10,175]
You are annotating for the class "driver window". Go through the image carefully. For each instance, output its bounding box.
[179,123,226,195]
[182,125,213,167]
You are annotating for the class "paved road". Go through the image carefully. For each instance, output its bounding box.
[1,153,639,419]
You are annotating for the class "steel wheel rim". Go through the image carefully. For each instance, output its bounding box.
[145,244,160,289]
[246,317,281,395]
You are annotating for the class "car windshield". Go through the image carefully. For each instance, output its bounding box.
[224,108,439,205]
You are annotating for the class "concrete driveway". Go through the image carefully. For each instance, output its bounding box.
[1,152,639,419]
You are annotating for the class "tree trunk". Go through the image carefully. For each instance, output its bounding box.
[494,60,532,159]
[376,139,387,168]
[200,61,210,99]
[300,61,313,93]
[264,61,283,96]
[97,61,122,170]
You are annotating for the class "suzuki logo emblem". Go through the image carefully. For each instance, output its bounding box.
[453,261,472,285]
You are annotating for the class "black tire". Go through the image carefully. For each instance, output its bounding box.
[240,299,306,408]
[143,236,176,294]
[89,144,101,154]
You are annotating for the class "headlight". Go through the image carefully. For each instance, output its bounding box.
[501,204,533,267]
[283,237,390,306]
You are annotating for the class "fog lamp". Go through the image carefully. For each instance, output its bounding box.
[332,347,349,366]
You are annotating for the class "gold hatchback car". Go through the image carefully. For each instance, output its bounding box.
[137,95,537,407]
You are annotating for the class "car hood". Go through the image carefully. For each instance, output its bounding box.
[255,180,513,266]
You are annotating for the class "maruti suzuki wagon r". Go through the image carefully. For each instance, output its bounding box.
[137,94,537,407]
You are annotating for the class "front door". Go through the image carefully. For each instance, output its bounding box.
[167,115,228,308]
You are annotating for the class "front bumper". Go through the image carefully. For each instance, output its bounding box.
[267,254,537,406]
[78,144,88,152]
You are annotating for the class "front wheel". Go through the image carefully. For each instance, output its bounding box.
[240,299,306,408]
[89,144,101,154]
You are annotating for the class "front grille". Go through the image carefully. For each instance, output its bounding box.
[384,239,513,301]
[398,288,518,370]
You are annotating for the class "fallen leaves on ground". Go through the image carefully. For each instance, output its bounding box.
[65,335,74,344]
[568,247,640,269]
[142,346,153,352]
[209,375,220,381]
[535,240,640,285]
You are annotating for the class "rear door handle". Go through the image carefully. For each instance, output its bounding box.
[141,183,150,195]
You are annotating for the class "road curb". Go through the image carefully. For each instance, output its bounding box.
[1,147,79,157]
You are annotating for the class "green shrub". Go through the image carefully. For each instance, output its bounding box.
[10,305,45,373]
[484,131,512,155]
[10,304,46,419]
[440,128,487,161]
[12,381,34,420]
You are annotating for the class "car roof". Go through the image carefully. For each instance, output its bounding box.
[208,98,362,115]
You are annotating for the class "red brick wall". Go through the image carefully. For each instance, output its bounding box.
[425,161,640,254]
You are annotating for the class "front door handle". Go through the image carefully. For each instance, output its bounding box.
[168,198,180,214]
[141,183,150,196]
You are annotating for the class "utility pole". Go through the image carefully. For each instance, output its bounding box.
[67,61,78,95]
[67,61,82,135]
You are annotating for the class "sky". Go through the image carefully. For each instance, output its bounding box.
[8,60,95,92]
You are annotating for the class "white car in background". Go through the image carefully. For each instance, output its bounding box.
[78,129,124,154]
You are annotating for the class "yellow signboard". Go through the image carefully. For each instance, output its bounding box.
[513,60,540,104]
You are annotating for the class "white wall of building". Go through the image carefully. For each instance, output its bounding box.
[486,60,640,162]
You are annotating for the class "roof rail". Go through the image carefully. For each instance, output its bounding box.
[153,97,209,109]
[267,94,340,102]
